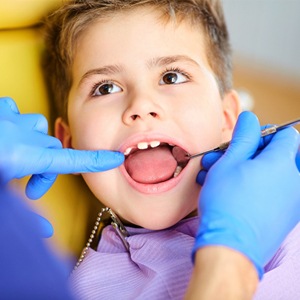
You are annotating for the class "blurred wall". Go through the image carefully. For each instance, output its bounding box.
[222,0,300,127]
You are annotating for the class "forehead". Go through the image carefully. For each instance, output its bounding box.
[72,7,209,72]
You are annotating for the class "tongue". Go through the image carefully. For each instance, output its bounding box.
[125,146,177,184]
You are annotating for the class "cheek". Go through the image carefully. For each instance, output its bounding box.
[187,100,224,148]
[68,108,118,150]
[178,90,223,128]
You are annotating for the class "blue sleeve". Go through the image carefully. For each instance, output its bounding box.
[0,180,74,300]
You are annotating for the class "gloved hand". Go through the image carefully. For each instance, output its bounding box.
[197,123,300,185]
[0,97,124,199]
[0,179,74,299]
[0,97,124,237]
[194,111,300,278]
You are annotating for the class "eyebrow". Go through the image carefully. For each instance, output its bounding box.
[147,55,200,69]
[79,64,124,85]
[79,55,200,85]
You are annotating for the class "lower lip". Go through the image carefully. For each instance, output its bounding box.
[119,163,189,194]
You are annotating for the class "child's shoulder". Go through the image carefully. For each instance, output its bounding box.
[254,223,300,299]
[265,222,300,271]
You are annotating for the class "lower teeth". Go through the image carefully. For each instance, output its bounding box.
[173,166,183,178]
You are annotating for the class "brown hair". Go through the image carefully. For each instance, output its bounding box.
[43,0,232,121]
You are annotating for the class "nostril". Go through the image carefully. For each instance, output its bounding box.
[150,112,157,118]
[130,112,157,120]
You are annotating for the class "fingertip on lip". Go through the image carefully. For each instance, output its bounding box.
[114,151,125,164]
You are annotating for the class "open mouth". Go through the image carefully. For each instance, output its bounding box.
[123,141,189,185]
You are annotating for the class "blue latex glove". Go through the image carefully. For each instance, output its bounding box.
[0,97,124,198]
[197,123,300,185]
[0,178,74,299]
[194,111,300,278]
[0,97,124,236]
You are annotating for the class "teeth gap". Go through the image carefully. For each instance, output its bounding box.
[125,141,163,155]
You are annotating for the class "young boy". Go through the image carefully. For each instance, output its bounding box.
[40,0,300,299]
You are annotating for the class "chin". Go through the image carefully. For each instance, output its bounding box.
[120,206,198,231]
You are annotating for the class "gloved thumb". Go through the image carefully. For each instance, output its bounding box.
[222,111,261,164]
[30,212,54,238]
[25,173,57,200]
[0,97,20,114]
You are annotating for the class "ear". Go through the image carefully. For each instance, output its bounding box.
[55,117,73,148]
[221,89,241,141]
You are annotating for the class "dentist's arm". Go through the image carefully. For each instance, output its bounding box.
[0,97,124,200]
[0,177,74,299]
[186,247,258,300]
[186,112,300,299]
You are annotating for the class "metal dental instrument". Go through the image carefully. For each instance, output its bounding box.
[187,117,300,160]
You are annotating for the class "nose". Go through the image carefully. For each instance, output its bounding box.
[122,92,164,125]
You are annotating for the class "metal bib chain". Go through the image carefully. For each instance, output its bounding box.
[73,207,129,271]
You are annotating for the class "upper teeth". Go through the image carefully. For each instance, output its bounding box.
[137,142,148,150]
[124,141,161,156]
[149,141,160,148]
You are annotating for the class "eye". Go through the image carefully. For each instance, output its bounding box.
[159,69,190,85]
[92,80,122,96]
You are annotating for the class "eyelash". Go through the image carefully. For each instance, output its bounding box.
[90,79,115,97]
[89,67,192,97]
[160,67,192,81]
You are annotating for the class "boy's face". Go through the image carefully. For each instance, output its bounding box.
[56,8,240,229]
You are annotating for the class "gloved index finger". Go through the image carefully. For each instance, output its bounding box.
[223,111,261,163]
[41,148,124,174]
[201,151,223,170]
